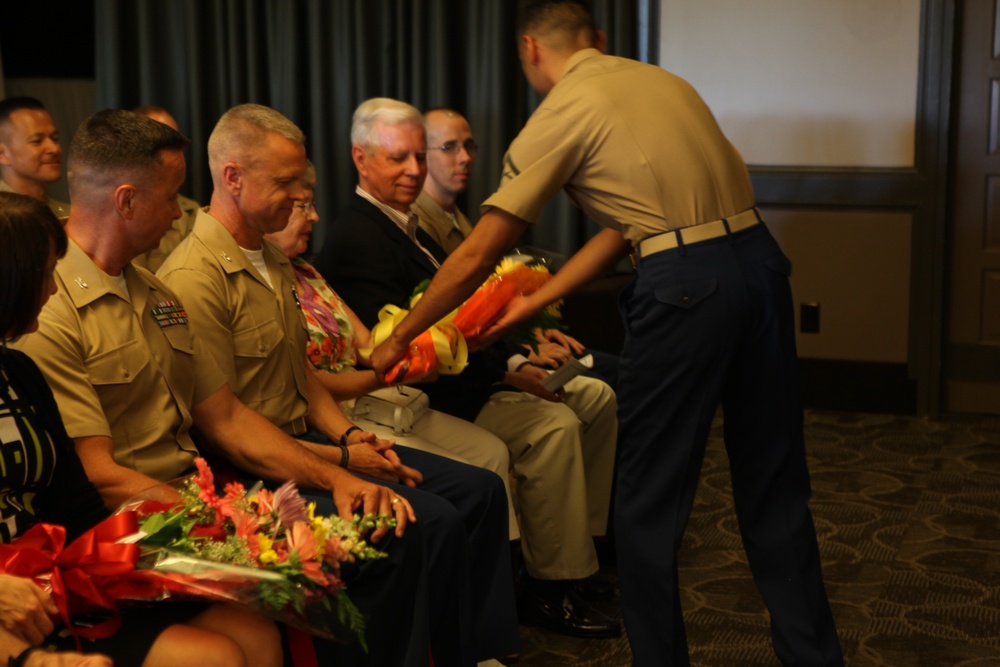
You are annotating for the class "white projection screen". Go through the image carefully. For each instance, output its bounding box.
[658,0,922,168]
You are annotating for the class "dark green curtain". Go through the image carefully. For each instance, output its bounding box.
[95,0,649,255]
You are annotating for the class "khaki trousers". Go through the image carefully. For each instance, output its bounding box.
[473,375,617,580]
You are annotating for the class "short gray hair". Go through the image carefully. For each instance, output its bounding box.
[208,103,305,174]
[351,98,422,153]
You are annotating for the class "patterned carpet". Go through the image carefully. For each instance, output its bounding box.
[516,410,1000,666]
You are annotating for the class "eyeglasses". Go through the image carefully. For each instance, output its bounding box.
[427,139,478,156]
[294,200,315,213]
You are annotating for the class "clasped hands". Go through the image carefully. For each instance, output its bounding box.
[0,574,111,666]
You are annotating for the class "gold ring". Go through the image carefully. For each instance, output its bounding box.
[391,498,400,505]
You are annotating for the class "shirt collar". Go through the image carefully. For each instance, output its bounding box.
[562,47,603,78]
[57,238,152,309]
[356,186,441,269]
[355,185,420,238]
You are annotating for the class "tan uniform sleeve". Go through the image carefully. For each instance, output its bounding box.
[11,287,112,440]
[482,109,586,223]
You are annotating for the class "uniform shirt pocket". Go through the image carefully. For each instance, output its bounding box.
[232,318,283,359]
[86,339,150,386]
[159,322,196,356]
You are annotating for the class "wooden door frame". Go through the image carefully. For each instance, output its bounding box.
[744,0,955,417]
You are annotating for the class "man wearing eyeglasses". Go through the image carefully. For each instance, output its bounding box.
[412,109,477,254]
[414,108,620,389]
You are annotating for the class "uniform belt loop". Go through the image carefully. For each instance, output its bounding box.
[674,228,687,255]
[721,217,732,240]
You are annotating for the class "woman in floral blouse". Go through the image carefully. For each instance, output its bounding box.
[265,164,518,538]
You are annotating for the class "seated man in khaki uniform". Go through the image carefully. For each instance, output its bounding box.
[12,108,441,667]
[156,103,519,666]
[0,96,69,218]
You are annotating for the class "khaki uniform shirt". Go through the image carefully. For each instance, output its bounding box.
[413,191,473,255]
[0,178,70,220]
[133,194,201,273]
[157,208,311,435]
[11,239,225,480]
[482,48,756,246]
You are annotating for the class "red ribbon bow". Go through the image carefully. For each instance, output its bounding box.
[0,512,141,645]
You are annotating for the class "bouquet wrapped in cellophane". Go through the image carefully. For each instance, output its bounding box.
[373,257,555,384]
[0,459,389,650]
[110,458,390,648]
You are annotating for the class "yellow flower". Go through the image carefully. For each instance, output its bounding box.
[495,258,520,276]
[258,534,278,564]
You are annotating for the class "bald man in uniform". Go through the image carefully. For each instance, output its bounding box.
[157,103,518,666]
[370,1,843,665]
[0,97,69,218]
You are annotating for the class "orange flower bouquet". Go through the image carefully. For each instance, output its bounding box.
[115,458,391,648]
[376,259,554,384]
[0,459,390,650]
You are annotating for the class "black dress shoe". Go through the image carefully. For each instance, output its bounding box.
[571,573,616,601]
[519,585,621,639]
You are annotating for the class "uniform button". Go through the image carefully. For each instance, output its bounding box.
[123,369,131,378]
[682,295,691,304]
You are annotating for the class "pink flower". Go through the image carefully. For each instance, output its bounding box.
[301,559,329,587]
[193,458,226,523]
[287,522,319,561]
[232,508,261,539]
[193,458,216,500]
[287,522,329,586]
[254,488,274,515]
[232,510,261,559]
[323,536,345,574]
[218,482,246,520]
[272,481,309,527]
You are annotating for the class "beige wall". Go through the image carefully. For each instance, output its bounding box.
[764,209,912,363]
[659,1,921,365]
[659,0,921,168]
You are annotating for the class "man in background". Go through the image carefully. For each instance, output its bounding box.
[413,108,476,255]
[131,104,200,272]
[0,96,69,218]
[415,107,618,386]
